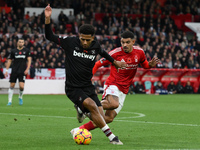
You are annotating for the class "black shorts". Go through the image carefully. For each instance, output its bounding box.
[10,73,26,83]
[65,85,101,113]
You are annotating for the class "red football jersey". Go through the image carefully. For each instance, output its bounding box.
[94,46,147,94]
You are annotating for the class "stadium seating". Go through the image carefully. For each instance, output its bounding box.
[92,68,200,93]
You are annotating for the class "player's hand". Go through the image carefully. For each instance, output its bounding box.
[24,69,28,75]
[149,56,160,67]
[4,71,8,77]
[45,4,52,18]
[113,60,127,70]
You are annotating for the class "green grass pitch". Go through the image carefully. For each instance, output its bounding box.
[0,94,200,150]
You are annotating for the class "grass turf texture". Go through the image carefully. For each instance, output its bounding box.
[0,94,200,150]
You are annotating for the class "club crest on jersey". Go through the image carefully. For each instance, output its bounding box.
[91,50,95,54]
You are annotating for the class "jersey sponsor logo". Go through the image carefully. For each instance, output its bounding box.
[73,50,95,61]
[15,55,26,58]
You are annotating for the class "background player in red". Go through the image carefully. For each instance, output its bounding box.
[72,30,160,132]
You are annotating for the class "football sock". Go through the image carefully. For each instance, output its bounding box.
[19,89,24,99]
[79,121,96,131]
[8,88,14,103]
[101,124,115,141]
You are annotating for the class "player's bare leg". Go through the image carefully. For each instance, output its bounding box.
[77,107,122,145]
[71,97,123,145]
[7,82,15,106]
[19,82,24,105]
[101,95,119,110]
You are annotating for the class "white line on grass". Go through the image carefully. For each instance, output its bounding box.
[114,119,200,127]
[0,112,199,127]
[0,113,75,119]
[117,112,146,119]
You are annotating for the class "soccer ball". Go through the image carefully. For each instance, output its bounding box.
[74,129,92,145]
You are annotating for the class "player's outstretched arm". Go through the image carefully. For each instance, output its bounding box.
[141,56,160,69]
[45,4,52,24]
[148,56,160,68]
[44,4,60,45]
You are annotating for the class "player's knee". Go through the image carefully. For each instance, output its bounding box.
[113,101,119,109]
[84,99,98,113]
[105,117,114,124]
[20,87,24,91]
[108,95,119,109]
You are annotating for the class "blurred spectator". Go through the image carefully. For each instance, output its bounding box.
[68,11,75,24]
[7,22,16,33]
[0,51,7,68]
[135,81,145,94]
[128,84,135,95]
[0,0,200,71]
[197,85,200,94]
[95,80,104,94]
[58,11,69,26]
[0,69,4,78]
[194,63,200,69]
[167,81,177,94]
[184,81,194,94]
[176,81,184,93]
[155,81,168,95]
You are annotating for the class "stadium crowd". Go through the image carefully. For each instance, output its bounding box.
[0,0,200,93]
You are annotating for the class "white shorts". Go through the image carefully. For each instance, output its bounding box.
[103,85,126,114]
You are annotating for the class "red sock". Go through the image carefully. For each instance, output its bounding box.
[79,121,96,131]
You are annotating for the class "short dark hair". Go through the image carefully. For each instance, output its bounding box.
[79,24,95,36]
[18,38,24,41]
[121,31,135,39]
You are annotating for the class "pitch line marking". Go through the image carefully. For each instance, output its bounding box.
[117,112,145,119]
[114,119,200,127]
[0,113,199,127]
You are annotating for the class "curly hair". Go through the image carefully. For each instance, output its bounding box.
[79,24,95,36]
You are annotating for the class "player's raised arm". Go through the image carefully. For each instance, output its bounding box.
[44,4,60,44]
